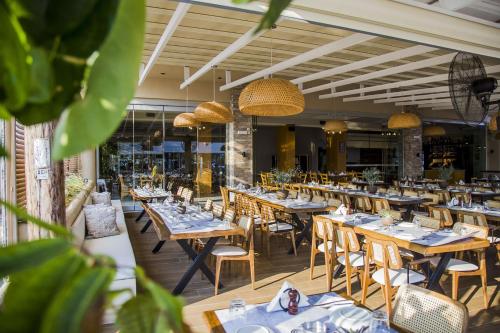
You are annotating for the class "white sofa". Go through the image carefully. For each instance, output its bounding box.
[72,199,136,324]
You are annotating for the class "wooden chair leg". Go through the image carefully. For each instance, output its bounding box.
[325,252,332,291]
[266,233,271,257]
[480,254,489,309]
[361,266,370,305]
[290,231,297,256]
[310,249,316,280]
[345,263,352,297]
[384,284,392,316]
[249,257,255,290]
[215,257,222,295]
[452,272,459,301]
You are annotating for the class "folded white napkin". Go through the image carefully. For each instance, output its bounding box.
[459,180,465,185]
[266,281,309,312]
[447,197,459,206]
[334,204,348,216]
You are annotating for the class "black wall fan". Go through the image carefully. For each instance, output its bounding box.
[449,52,498,126]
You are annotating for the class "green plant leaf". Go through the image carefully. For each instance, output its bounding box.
[52,0,145,160]
[59,0,119,59]
[0,1,30,110]
[0,199,72,237]
[116,294,163,333]
[0,104,12,119]
[0,251,86,333]
[40,266,115,333]
[0,238,72,277]
[27,47,53,103]
[136,267,185,332]
[0,144,8,158]
[232,0,292,33]
[12,58,85,125]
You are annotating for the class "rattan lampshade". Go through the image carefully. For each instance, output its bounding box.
[194,101,233,124]
[239,78,305,116]
[423,125,446,137]
[173,113,200,128]
[324,120,348,134]
[387,112,421,129]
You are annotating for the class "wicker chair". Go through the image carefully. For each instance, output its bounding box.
[428,206,454,228]
[361,237,426,315]
[212,215,255,295]
[392,284,468,333]
[310,216,343,290]
[260,204,296,257]
[337,226,366,296]
[429,222,489,309]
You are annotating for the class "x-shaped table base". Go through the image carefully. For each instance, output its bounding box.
[172,237,223,295]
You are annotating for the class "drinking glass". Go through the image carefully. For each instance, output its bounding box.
[229,298,246,321]
[369,310,390,333]
[301,321,327,333]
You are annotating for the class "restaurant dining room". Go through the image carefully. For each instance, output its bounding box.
[1,0,500,332]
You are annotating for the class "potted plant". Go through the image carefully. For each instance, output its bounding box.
[438,165,455,189]
[271,168,293,199]
[379,209,394,226]
[362,167,382,194]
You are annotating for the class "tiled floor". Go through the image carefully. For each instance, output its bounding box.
[106,211,500,332]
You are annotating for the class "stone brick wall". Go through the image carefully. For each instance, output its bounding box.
[226,93,254,186]
[402,126,423,178]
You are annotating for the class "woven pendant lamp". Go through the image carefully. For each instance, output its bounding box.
[194,67,233,124]
[423,125,446,137]
[239,78,305,116]
[173,112,200,128]
[194,101,233,123]
[388,112,421,129]
[324,120,348,134]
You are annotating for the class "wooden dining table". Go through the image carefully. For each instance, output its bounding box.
[319,214,490,293]
[129,188,169,223]
[436,204,500,224]
[296,184,425,218]
[146,203,245,295]
[227,187,333,254]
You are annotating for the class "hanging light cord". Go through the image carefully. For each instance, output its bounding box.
[185,84,189,112]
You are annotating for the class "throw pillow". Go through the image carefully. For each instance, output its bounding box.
[84,205,120,239]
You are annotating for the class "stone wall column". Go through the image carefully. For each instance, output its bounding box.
[24,121,66,238]
[401,126,423,178]
[226,93,254,186]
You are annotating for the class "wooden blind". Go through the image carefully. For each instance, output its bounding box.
[15,122,26,208]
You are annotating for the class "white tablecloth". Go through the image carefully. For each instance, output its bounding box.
[358,220,477,246]
[149,203,230,234]
[215,293,383,333]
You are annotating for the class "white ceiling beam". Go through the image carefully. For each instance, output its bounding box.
[343,86,450,102]
[191,0,500,58]
[374,92,451,103]
[138,2,190,85]
[292,45,436,85]
[307,53,454,95]
[219,33,375,91]
[432,105,454,110]
[324,64,500,98]
[180,23,269,90]
[397,98,452,106]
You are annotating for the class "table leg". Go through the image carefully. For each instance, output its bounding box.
[173,237,222,295]
[288,213,312,255]
[426,252,453,293]
[135,209,146,222]
[141,219,152,233]
[152,240,165,254]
